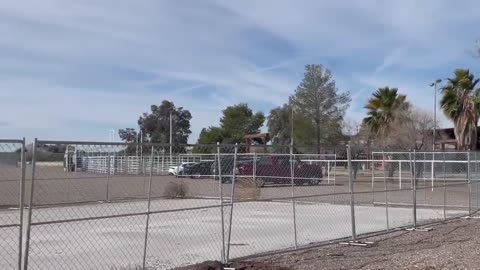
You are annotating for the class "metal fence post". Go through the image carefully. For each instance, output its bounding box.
[142,146,155,269]
[371,155,375,205]
[217,142,226,263]
[106,153,111,202]
[412,150,417,228]
[327,161,330,183]
[333,157,337,191]
[475,151,479,211]
[423,152,427,202]
[348,144,357,240]
[290,145,298,249]
[399,161,402,190]
[443,152,446,220]
[333,157,337,204]
[253,152,257,185]
[431,151,435,191]
[18,138,26,270]
[468,151,472,216]
[23,138,37,270]
[225,144,238,263]
[382,151,389,231]
[161,156,164,174]
[340,144,373,246]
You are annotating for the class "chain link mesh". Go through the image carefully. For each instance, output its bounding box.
[0,140,24,270]
[0,139,478,269]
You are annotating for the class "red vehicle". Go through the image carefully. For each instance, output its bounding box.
[237,156,323,187]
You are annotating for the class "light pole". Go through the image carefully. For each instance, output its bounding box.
[429,79,442,188]
[429,79,442,150]
[108,129,115,142]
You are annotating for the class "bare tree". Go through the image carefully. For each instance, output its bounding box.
[343,118,373,179]
[385,107,436,151]
[385,108,436,179]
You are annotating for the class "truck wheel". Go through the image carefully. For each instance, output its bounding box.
[255,178,265,188]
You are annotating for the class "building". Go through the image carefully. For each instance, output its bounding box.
[434,127,480,150]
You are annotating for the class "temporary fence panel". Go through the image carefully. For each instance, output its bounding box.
[0,139,25,270]
[2,138,479,269]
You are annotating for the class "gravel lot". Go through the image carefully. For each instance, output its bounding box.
[229,217,480,270]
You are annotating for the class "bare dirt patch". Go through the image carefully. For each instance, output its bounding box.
[177,260,291,270]
[181,217,480,270]
[241,218,480,270]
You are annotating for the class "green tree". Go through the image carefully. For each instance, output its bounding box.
[268,104,315,145]
[268,64,350,147]
[440,69,480,150]
[196,103,265,144]
[363,87,409,143]
[118,128,138,143]
[197,127,224,144]
[128,100,192,144]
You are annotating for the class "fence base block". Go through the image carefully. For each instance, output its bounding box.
[339,240,375,247]
[405,227,432,232]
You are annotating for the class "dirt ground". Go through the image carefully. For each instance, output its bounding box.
[0,164,473,209]
[204,217,480,270]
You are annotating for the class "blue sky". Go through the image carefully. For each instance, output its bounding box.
[1,0,480,143]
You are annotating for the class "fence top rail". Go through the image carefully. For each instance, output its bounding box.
[372,151,472,154]
[34,139,344,149]
[74,155,477,164]
[364,159,475,163]
[236,153,337,157]
[0,138,24,144]
[36,140,193,147]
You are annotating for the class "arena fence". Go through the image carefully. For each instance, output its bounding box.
[0,139,478,269]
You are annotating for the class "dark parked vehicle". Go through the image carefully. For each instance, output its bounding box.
[183,161,214,179]
[238,156,322,187]
[180,158,238,182]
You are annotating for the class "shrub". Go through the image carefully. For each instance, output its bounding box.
[163,181,188,198]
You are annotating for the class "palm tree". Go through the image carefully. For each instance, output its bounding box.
[363,87,408,178]
[440,69,480,150]
[363,87,409,140]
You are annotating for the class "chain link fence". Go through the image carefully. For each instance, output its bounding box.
[0,139,25,270]
[1,139,479,269]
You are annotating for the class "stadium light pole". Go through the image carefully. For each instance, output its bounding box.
[108,129,115,142]
[429,79,442,188]
[429,79,442,151]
